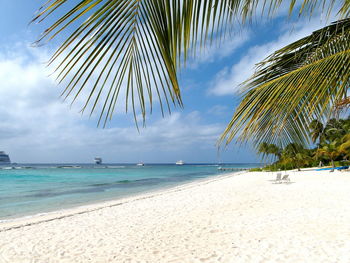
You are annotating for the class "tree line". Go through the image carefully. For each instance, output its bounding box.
[256,117,350,171]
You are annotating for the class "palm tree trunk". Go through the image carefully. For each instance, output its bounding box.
[331,159,335,172]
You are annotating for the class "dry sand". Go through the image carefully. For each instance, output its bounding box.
[1,170,350,263]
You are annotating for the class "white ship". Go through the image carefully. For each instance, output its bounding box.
[94,157,102,165]
[137,163,144,166]
[175,160,184,165]
[0,151,11,164]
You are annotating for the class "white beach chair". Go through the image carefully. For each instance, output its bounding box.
[275,173,282,183]
[281,174,290,182]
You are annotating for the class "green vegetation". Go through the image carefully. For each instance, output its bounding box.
[221,19,350,147]
[258,117,350,171]
[249,167,263,172]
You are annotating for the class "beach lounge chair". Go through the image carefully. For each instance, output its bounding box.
[281,174,290,182]
[275,173,282,182]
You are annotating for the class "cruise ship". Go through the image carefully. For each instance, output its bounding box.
[0,151,11,164]
[94,157,102,165]
[175,160,184,165]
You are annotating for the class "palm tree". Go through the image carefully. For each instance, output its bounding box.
[267,144,281,161]
[258,142,281,168]
[220,18,350,147]
[316,142,341,170]
[338,134,350,159]
[33,0,349,134]
[282,143,308,170]
[258,142,270,160]
[309,120,324,145]
[323,118,345,142]
[309,119,325,166]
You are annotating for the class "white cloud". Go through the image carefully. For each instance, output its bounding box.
[207,105,230,116]
[188,31,250,68]
[0,44,232,163]
[208,17,336,96]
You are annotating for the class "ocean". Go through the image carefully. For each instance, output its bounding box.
[0,163,259,220]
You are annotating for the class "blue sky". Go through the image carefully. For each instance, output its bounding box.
[0,2,334,163]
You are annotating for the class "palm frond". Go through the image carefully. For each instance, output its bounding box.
[32,0,241,126]
[32,0,348,126]
[339,134,350,153]
[220,18,350,148]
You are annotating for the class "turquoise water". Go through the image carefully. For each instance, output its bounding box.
[0,163,258,219]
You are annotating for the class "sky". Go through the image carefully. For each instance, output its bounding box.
[0,1,336,163]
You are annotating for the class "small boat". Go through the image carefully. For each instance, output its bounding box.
[94,157,102,165]
[176,160,184,165]
[137,163,144,166]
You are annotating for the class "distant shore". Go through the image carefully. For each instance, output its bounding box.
[1,170,350,262]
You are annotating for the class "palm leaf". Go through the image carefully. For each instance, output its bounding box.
[339,134,350,153]
[32,0,348,126]
[32,0,240,126]
[220,18,350,148]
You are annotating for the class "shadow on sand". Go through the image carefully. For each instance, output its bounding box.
[268,180,295,185]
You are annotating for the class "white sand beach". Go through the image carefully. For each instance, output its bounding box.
[1,170,350,263]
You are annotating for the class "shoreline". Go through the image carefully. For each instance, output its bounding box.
[0,171,246,232]
[1,170,349,262]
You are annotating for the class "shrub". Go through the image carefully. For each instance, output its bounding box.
[249,167,263,172]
